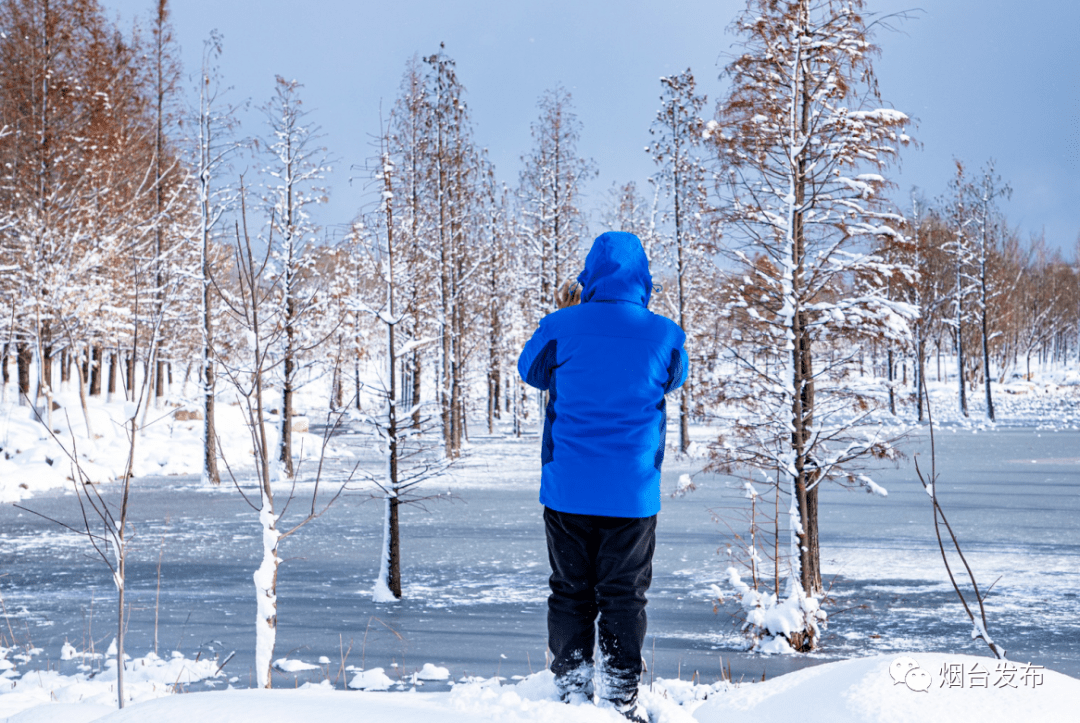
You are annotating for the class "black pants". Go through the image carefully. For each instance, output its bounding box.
[544,506,656,702]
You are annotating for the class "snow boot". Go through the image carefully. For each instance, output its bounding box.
[610,696,649,723]
[555,662,595,704]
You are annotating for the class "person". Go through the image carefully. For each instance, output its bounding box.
[517,231,688,722]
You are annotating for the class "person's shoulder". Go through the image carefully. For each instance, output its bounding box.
[645,309,686,346]
[540,305,579,327]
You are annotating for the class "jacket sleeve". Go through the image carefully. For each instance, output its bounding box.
[662,336,689,395]
[517,321,557,391]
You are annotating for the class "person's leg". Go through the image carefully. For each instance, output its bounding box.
[544,507,599,700]
[594,514,656,710]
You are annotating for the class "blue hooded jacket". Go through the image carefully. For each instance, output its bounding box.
[517,232,688,518]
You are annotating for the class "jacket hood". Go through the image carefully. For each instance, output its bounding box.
[576,231,652,307]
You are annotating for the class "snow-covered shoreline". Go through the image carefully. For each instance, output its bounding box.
[1,652,1076,723]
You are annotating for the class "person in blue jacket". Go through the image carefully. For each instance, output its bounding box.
[517,231,688,722]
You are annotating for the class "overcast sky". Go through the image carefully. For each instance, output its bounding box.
[103,0,1080,255]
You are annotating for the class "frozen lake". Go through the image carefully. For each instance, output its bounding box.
[1,422,1078,689]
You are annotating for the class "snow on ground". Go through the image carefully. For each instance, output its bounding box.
[691,652,1077,723]
[0,386,351,503]
[1,654,1075,723]
[886,371,1080,430]
[0,647,221,720]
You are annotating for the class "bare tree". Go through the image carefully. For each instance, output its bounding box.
[191,32,244,485]
[648,69,713,453]
[212,181,346,688]
[942,162,979,417]
[419,46,486,458]
[519,85,596,315]
[601,180,663,260]
[913,385,1006,659]
[259,75,331,479]
[966,160,1011,420]
[707,0,914,650]
[351,145,449,601]
[146,0,184,408]
[16,240,174,709]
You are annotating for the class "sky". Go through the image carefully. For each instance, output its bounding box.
[101,0,1080,255]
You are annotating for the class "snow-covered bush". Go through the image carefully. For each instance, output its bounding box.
[713,568,827,654]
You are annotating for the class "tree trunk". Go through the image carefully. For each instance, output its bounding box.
[42,344,53,392]
[17,342,31,406]
[488,297,499,433]
[279,298,296,479]
[107,351,117,400]
[981,306,995,421]
[331,359,343,410]
[73,347,94,439]
[789,43,822,603]
[796,329,822,597]
[680,383,691,453]
[156,359,166,406]
[1,343,8,401]
[956,327,968,417]
[116,554,126,708]
[675,190,692,454]
[254,494,280,688]
[915,335,925,422]
[388,494,401,597]
[411,351,422,429]
[279,358,294,478]
[202,354,219,485]
[887,347,895,415]
[90,345,102,396]
[126,351,135,401]
[354,343,363,412]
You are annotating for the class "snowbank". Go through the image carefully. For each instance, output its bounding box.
[693,653,1078,723]
[0,649,222,720]
[2,655,1075,723]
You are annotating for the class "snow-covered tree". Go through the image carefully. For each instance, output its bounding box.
[190,32,244,485]
[213,182,344,688]
[146,0,185,408]
[601,180,663,260]
[385,56,435,431]
[479,168,517,434]
[0,0,182,435]
[648,68,715,453]
[416,46,485,458]
[352,146,449,601]
[260,75,332,478]
[519,85,596,315]
[706,0,914,650]
[894,194,951,421]
[958,160,1012,420]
